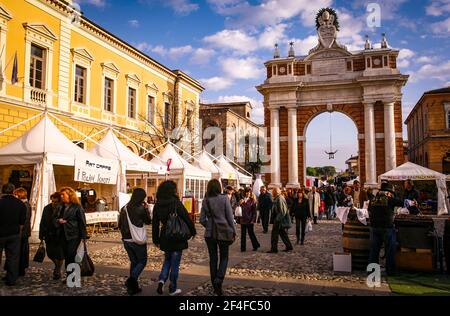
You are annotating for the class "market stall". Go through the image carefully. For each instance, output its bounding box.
[149,143,212,200]
[90,129,166,198]
[0,115,119,232]
[215,155,252,187]
[379,162,449,216]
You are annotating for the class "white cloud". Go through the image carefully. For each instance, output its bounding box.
[410,60,450,83]
[74,0,106,7]
[397,48,415,68]
[203,29,258,54]
[190,48,216,65]
[352,0,409,20]
[208,0,332,29]
[220,57,264,79]
[200,77,233,91]
[426,0,450,16]
[258,24,289,49]
[128,20,139,28]
[150,45,194,60]
[336,10,365,51]
[291,35,318,56]
[135,42,152,52]
[216,95,264,123]
[139,0,199,16]
[416,56,434,63]
[431,16,450,35]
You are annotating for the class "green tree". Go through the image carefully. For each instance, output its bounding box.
[306,167,316,176]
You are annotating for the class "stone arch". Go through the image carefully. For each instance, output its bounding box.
[289,103,366,186]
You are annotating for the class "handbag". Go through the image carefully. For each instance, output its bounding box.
[79,240,95,277]
[305,219,313,233]
[281,212,292,229]
[165,206,192,242]
[33,241,46,263]
[234,206,243,217]
[125,205,147,245]
[206,198,235,245]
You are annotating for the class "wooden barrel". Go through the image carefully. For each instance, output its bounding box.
[342,209,370,270]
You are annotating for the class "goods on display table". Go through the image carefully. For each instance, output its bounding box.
[341,208,371,270]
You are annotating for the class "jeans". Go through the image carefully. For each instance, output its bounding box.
[0,234,20,284]
[369,227,397,275]
[295,217,307,244]
[260,209,270,233]
[240,224,260,251]
[271,224,293,252]
[159,251,182,293]
[123,241,148,281]
[205,238,230,286]
[313,215,318,224]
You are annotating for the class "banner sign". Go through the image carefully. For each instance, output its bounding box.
[85,211,119,224]
[74,156,118,184]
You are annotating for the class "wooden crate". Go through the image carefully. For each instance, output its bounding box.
[396,251,436,272]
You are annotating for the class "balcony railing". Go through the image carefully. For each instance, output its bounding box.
[30,88,47,105]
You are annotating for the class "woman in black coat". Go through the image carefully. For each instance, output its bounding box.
[39,192,64,279]
[13,188,31,277]
[292,191,311,245]
[55,187,87,272]
[152,180,196,296]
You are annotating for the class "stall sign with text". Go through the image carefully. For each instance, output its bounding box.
[74,156,118,185]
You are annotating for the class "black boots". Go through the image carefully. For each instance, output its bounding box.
[213,280,223,296]
[125,277,142,295]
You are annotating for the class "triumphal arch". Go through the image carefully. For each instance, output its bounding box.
[257,8,408,188]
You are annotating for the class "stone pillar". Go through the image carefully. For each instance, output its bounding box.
[269,108,281,188]
[384,101,397,171]
[287,107,299,188]
[364,102,377,187]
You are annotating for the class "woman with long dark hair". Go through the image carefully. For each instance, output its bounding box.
[152,180,196,296]
[118,187,151,295]
[55,187,87,273]
[39,192,64,279]
[238,187,260,252]
[292,190,311,245]
[200,179,236,296]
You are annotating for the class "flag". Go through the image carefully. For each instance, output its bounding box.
[11,51,18,85]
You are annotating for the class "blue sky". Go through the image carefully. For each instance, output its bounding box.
[75,0,450,169]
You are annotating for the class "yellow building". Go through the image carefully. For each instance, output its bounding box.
[0,0,203,195]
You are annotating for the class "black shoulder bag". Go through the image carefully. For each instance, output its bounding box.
[166,203,192,242]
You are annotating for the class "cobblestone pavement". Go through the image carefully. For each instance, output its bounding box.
[1,220,391,296]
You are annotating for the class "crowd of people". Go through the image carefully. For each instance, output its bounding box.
[0,176,425,293]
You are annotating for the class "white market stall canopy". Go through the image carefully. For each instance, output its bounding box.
[150,143,211,180]
[379,162,448,215]
[90,129,165,174]
[216,156,252,185]
[0,116,116,168]
[193,150,225,180]
[380,162,446,181]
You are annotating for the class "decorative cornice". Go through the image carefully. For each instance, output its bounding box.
[23,22,58,41]
[0,3,12,21]
[101,62,120,75]
[71,48,94,63]
[126,73,141,85]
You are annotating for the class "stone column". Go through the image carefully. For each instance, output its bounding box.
[364,102,377,187]
[384,101,397,171]
[287,107,299,188]
[269,108,281,188]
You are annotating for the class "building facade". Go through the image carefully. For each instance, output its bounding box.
[0,0,203,188]
[257,8,408,188]
[345,155,359,176]
[405,87,450,174]
[199,102,264,171]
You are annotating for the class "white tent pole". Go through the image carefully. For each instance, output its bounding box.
[48,113,119,158]
[170,141,204,165]
[73,126,109,146]
[113,129,163,159]
[222,154,252,176]
[0,112,44,135]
